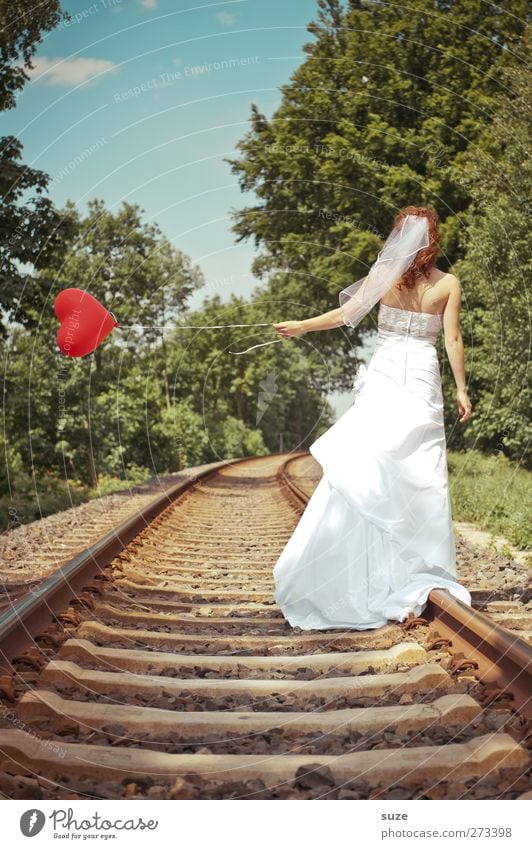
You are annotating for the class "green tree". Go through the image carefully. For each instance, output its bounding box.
[0,0,70,329]
[226,0,527,384]
[4,201,204,487]
[0,0,64,110]
[449,25,531,465]
[167,292,335,454]
[2,196,330,508]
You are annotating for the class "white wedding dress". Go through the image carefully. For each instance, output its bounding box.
[273,302,472,630]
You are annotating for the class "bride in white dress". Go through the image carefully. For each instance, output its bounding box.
[272,205,473,631]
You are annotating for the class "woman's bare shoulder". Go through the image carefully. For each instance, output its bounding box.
[431,267,459,284]
[431,270,461,321]
[431,267,461,298]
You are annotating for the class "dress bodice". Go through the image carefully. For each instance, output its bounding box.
[377,303,443,344]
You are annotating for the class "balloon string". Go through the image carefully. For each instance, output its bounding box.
[117,322,274,329]
[116,322,283,355]
[229,339,283,355]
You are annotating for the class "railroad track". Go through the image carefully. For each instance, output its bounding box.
[0,453,530,801]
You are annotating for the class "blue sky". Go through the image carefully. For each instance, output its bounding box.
[4,0,322,309]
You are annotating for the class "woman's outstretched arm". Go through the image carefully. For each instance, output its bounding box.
[274,307,345,338]
[443,275,473,424]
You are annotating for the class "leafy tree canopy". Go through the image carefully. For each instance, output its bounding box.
[226,0,527,363]
[0,0,70,331]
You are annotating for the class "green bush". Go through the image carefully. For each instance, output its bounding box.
[0,466,152,531]
[0,473,88,531]
[89,466,152,498]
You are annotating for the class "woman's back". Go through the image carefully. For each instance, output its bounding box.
[379,266,452,315]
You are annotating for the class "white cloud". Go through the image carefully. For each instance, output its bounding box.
[138,0,158,8]
[28,56,117,86]
[216,11,236,27]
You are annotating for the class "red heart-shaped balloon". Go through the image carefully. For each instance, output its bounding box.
[54,288,119,357]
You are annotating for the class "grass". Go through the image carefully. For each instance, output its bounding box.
[447,450,531,553]
[0,466,152,533]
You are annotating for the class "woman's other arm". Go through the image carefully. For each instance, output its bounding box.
[274,307,345,338]
[443,275,473,423]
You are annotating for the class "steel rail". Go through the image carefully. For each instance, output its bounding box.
[277,452,313,506]
[0,458,234,672]
[426,590,532,718]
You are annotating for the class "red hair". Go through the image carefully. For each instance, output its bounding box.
[392,205,440,290]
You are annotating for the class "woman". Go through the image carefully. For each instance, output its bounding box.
[272,205,473,631]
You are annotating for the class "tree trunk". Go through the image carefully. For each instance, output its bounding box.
[83,418,98,487]
[161,336,171,410]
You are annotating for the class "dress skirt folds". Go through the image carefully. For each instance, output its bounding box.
[273,303,472,630]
